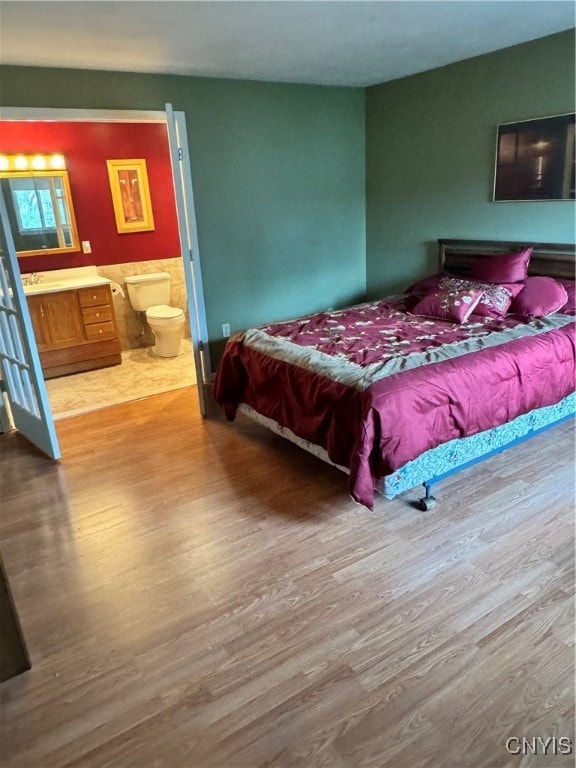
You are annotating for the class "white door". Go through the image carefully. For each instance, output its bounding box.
[0,194,60,458]
[165,104,211,417]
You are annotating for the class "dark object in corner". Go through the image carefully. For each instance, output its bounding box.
[0,552,31,681]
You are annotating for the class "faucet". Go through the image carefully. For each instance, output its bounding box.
[22,273,42,286]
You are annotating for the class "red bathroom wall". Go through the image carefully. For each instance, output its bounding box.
[0,121,181,272]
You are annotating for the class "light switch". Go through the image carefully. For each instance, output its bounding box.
[82,241,92,254]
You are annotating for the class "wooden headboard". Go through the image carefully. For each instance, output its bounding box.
[439,239,576,281]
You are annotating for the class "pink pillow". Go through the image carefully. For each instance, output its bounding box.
[470,248,532,284]
[410,284,484,323]
[510,277,569,319]
[440,277,523,318]
[555,279,575,315]
[404,274,443,296]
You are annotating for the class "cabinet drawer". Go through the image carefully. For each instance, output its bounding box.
[78,286,111,308]
[83,321,116,341]
[82,305,112,325]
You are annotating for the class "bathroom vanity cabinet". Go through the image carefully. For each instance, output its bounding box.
[26,284,121,378]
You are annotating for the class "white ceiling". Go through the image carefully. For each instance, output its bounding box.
[0,1,574,87]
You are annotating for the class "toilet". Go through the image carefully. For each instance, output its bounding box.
[125,272,186,357]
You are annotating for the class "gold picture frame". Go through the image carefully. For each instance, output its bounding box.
[106,158,155,233]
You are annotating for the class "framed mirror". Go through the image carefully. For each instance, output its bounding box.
[0,167,80,257]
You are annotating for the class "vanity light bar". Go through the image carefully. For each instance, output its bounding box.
[0,154,66,172]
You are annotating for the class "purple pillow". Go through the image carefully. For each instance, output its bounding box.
[555,279,575,315]
[410,284,484,323]
[440,277,523,319]
[470,248,532,284]
[404,274,443,296]
[510,277,569,319]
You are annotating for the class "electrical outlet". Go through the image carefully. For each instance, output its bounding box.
[222,323,231,338]
[81,240,92,254]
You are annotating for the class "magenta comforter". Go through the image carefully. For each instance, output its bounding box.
[213,297,576,508]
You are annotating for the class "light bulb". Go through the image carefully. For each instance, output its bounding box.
[32,155,47,170]
[50,154,65,169]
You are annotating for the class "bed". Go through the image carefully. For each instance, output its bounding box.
[213,239,575,510]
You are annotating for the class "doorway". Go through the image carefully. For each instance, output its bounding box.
[0,107,208,420]
[44,339,197,419]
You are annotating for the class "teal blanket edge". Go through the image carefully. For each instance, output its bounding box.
[381,393,575,499]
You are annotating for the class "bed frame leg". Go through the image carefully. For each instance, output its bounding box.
[418,481,437,511]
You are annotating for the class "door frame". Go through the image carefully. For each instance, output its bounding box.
[1,106,211,391]
[165,105,211,415]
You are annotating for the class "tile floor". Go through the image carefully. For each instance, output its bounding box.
[46,339,197,420]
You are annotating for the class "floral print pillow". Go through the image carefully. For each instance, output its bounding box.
[410,284,484,323]
[439,277,523,318]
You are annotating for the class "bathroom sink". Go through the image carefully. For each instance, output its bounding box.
[23,282,66,294]
[22,275,112,294]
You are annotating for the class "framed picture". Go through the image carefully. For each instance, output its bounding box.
[493,113,575,202]
[106,158,155,233]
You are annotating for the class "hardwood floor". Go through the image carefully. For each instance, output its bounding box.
[0,387,574,768]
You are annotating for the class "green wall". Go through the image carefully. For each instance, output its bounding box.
[1,30,574,367]
[365,30,576,298]
[0,66,366,366]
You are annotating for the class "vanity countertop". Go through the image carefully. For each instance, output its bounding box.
[21,267,112,296]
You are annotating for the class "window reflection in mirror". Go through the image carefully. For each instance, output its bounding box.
[0,171,80,257]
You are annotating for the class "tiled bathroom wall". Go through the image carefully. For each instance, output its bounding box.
[97,257,191,351]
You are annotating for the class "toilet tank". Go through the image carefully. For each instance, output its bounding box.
[125,272,171,311]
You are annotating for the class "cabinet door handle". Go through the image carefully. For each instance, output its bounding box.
[40,306,44,318]
[93,295,97,300]
[98,329,103,334]
[95,312,100,317]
